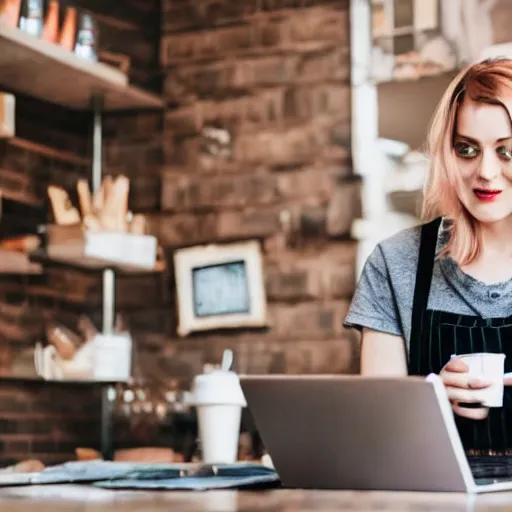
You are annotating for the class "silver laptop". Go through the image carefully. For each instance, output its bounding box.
[240,373,512,493]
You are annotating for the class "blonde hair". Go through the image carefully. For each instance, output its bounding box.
[422,58,512,265]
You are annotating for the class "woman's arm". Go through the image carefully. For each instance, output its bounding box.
[361,328,491,420]
[360,328,408,376]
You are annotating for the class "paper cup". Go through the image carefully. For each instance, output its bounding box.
[197,404,242,464]
[190,368,247,464]
[451,353,506,407]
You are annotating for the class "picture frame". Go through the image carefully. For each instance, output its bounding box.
[173,240,268,337]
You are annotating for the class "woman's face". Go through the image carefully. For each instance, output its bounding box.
[454,98,512,225]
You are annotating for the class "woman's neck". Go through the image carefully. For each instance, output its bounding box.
[480,217,512,256]
[460,217,512,285]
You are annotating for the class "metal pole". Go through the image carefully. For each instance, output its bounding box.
[91,95,103,194]
[101,384,117,460]
[91,94,116,336]
[91,96,116,460]
[102,268,115,335]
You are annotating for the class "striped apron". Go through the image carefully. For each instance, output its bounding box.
[409,217,512,454]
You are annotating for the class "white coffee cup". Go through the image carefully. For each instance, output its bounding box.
[190,367,247,464]
[450,352,506,407]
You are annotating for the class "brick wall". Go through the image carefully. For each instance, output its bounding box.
[0,0,362,463]
[0,380,102,467]
[0,1,161,464]
[141,0,361,383]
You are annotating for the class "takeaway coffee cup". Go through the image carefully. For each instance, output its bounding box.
[190,367,247,464]
[450,353,506,407]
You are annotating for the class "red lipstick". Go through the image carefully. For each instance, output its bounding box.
[474,188,502,201]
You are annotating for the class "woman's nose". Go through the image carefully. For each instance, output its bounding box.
[478,151,500,181]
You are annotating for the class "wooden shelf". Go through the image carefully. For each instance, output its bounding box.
[0,375,125,385]
[0,25,163,111]
[29,248,165,276]
[375,69,458,87]
[0,248,42,275]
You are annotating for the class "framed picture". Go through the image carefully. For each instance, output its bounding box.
[173,240,268,336]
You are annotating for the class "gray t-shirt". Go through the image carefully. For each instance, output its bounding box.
[344,219,512,352]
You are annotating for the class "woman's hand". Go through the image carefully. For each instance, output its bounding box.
[440,358,492,420]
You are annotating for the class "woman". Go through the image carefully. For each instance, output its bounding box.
[344,58,512,454]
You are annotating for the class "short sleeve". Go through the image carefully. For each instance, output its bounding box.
[343,244,402,337]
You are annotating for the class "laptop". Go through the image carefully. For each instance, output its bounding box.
[240,373,512,493]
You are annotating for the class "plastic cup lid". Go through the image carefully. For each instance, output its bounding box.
[190,368,247,406]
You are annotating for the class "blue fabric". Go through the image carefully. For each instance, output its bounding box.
[0,460,281,490]
[94,473,280,491]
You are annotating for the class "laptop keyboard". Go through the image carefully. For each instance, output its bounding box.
[468,456,512,482]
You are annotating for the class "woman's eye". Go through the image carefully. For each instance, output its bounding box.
[454,142,479,159]
[497,145,512,161]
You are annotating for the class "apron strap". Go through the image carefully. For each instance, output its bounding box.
[408,217,442,374]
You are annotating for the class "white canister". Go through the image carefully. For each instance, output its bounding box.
[92,333,132,382]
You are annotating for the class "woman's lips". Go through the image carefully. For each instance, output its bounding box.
[474,188,502,201]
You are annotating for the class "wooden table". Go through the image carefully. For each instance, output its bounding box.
[2,485,512,511]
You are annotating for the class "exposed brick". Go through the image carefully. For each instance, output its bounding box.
[276,166,338,201]
[282,338,357,374]
[234,118,348,167]
[163,56,300,100]
[265,267,320,301]
[129,175,161,212]
[151,342,206,382]
[0,0,359,464]
[147,212,218,248]
[128,307,175,335]
[165,87,286,131]
[161,0,348,33]
[216,206,282,240]
[326,179,362,237]
[163,46,349,102]
[0,381,102,464]
[165,83,349,131]
[161,171,278,211]
[265,246,356,301]
[0,168,39,206]
[299,205,327,238]
[298,46,350,82]
[268,301,350,341]
[104,112,163,139]
[74,0,159,29]
[104,138,164,175]
[284,84,350,119]
[0,139,89,196]
[155,328,358,379]
[160,24,257,66]
[160,6,348,66]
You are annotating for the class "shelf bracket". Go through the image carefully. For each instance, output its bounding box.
[91,94,104,195]
[102,267,115,335]
[90,94,116,337]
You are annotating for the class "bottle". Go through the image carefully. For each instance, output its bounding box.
[58,3,76,51]
[42,0,58,43]
[0,0,22,28]
[74,11,97,61]
[18,0,43,37]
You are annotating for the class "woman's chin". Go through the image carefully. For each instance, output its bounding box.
[469,205,512,225]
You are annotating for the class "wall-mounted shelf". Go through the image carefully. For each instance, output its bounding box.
[0,22,165,461]
[0,248,41,275]
[0,24,163,111]
[30,249,165,276]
